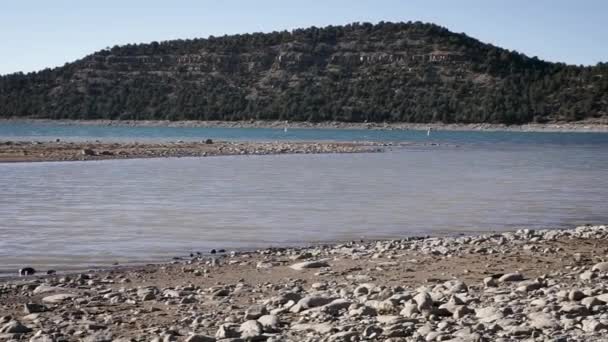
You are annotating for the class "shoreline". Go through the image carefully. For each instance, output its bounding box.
[2,118,608,132]
[2,225,608,341]
[0,140,385,163]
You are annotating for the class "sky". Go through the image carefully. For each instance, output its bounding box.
[1,0,607,75]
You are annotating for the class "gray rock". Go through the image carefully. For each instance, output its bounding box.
[582,296,602,308]
[582,319,607,332]
[185,335,216,342]
[23,303,47,314]
[363,325,383,338]
[42,293,79,304]
[475,307,503,323]
[291,322,334,334]
[257,315,279,332]
[498,273,524,282]
[244,304,268,320]
[568,289,586,301]
[321,299,352,315]
[528,312,559,330]
[413,291,433,312]
[215,323,240,339]
[592,262,608,272]
[290,296,336,313]
[239,320,263,340]
[289,260,330,270]
[400,300,419,318]
[0,320,31,334]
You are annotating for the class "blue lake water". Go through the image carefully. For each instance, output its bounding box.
[2,121,608,146]
[0,122,607,273]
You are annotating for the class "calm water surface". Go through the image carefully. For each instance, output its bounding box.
[0,124,607,273]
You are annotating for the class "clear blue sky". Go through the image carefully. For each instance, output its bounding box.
[1,0,606,75]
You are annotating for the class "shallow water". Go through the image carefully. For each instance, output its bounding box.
[1,138,607,273]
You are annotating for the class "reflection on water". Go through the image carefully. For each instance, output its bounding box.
[1,144,607,272]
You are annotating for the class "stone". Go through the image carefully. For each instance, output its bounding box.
[33,285,61,295]
[24,303,47,314]
[321,299,353,315]
[568,289,585,301]
[559,303,589,316]
[528,312,559,330]
[475,307,503,323]
[239,320,263,339]
[81,149,95,156]
[42,293,79,304]
[582,296,602,308]
[592,262,608,272]
[245,304,268,320]
[257,315,279,332]
[291,322,334,334]
[363,325,383,338]
[582,319,606,332]
[215,323,240,339]
[290,296,336,313]
[400,300,419,318]
[18,267,36,276]
[0,320,31,334]
[185,335,216,342]
[413,291,433,311]
[498,273,524,282]
[289,260,330,270]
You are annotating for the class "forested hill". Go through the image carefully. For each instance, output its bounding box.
[1,21,607,124]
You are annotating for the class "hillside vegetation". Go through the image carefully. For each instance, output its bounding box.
[1,21,607,124]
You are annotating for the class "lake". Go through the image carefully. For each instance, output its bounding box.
[0,123,607,274]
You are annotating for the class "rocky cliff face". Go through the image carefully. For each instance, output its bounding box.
[1,21,606,123]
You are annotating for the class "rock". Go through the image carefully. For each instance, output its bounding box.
[257,315,279,332]
[498,273,524,282]
[81,149,95,156]
[23,303,47,314]
[239,320,263,340]
[559,303,589,316]
[516,280,543,292]
[528,312,559,330]
[580,270,596,281]
[581,296,602,309]
[42,293,79,304]
[18,267,36,276]
[483,277,497,287]
[205,139,213,144]
[363,325,383,338]
[289,260,330,270]
[582,319,607,332]
[245,304,268,320]
[413,291,433,311]
[568,289,586,301]
[290,296,336,313]
[33,286,61,295]
[185,335,216,342]
[0,320,32,334]
[328,331,358,341]
[400,301,419,318]
[215,323,240,339]
[592,262,608,272]
[291,322,334,334]
[321,299,352,315]
[475,307,503,323]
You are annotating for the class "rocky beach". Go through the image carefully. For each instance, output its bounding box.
[0,140,384,163]
[2,225,608,341]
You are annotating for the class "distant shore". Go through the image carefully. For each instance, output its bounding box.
[0,140,384,163]
[2,118,608,132]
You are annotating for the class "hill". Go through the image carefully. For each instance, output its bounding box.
[1,21,607,124]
